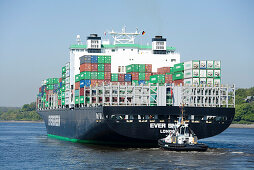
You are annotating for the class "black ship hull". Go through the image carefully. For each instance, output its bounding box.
[37,106,235,147]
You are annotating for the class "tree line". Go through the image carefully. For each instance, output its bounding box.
[0,102,42,121]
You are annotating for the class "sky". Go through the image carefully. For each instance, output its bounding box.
[0,0,253,107]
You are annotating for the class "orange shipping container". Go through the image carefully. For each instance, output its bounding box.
[145,64,152,73]
[80,63,91,72]
[75,82,80,90]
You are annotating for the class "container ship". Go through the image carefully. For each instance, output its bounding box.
[36,27,235,147]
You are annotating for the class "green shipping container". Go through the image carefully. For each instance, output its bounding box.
[132,80,139,85]
[61,99,65,105]
[75,74,80,82]
[149,75,165,84]
[75,97,80,104]
[104,56,111,63]
[46,78,54,85]
[126,64,139,73]
[98,72,104,80]
[53,78,59,84]
[174,63,184,73]
[80,72,91,80]
[61,85,65,92]
[85,97,90,104]
[61,92,65,99]
[91,72,98,79]
[62,66,66,73]
[58,95,61,100]
[98,64,104,71]
[80,96,84,104]
[46,85,54,90]
[62,78,66,85]
[62,73,66,78]
[111,73,118,81]
[139,73,146,80]
[173,72,184,80]
[170,67,174,74]
[98,56,105,63]
[139,64,146,73]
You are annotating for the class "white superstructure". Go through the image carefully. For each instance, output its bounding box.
[68,27,180,106]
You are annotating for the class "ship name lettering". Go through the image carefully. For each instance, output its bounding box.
[150,123,166,128]
[48,115,60,127]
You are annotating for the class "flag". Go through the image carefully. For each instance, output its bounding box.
[142,31,145,35]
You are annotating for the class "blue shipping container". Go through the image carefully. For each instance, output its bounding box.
[54,84,58,89]
[80,80,85,88]
[84,80,91,87]
[60,82,63,88]
[91,55,98,63]
[124,74,132,82]
[138,80,146,85]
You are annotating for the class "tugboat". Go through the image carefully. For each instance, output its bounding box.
[158,105,208,151]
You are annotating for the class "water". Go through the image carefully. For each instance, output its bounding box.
[0,122,254,169]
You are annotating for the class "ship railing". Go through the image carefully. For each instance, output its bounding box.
[36,83,235,110]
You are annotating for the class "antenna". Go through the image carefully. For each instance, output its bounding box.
[109,26,141,45]
[76,35,81,45]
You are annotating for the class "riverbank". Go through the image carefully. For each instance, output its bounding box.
[229,124,254,128]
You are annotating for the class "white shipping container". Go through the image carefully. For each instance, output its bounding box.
[184,60,200,70]
[207,78,214,86]
[214,70,221,77]
[66,62,70,70]
[207,70,214,77]
[65,97,70,104]
[184,69,199,78]
[214,78,221,86]
[66,77,70,84]
[184,69,192,79]
[184,78,199,85]
[214,61,221,69]
[193,69,200,77]
[66,70,70,77]
[207,60,214,69]
[65,91,70,97]
[200,78,206,85]
[66,84,70,91]
[200,70,207,77]
[200,60,207,69]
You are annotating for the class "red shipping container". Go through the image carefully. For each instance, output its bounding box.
[152,72,158,75]
[91,80,97,87]
[165,74,173,82]
[46,95,48,101]
[97,80,104,86]
[39,87,42,93]
[104,64,111,72]
[131,72,139,80]
[173,79,184,86]
[104,72,111,80]
[145,64,152,73]
[75,82,80,90]
[145,73,152,81]
[58,100,61,106]
[104,80,110,85]
[80,87,84,96]
[80,63,91,72]
[118,74,125,82]
[111,82,118,85]
[59,78,62,82]
[91,63,98,71]
[46,90,49,95]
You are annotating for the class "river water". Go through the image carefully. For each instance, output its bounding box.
[0,122,253,169]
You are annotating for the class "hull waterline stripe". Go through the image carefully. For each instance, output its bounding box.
[47,134,156,146]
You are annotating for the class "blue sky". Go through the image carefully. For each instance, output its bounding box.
[0,0,253,106]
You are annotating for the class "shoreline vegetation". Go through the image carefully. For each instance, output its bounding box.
[0,87,253,124]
